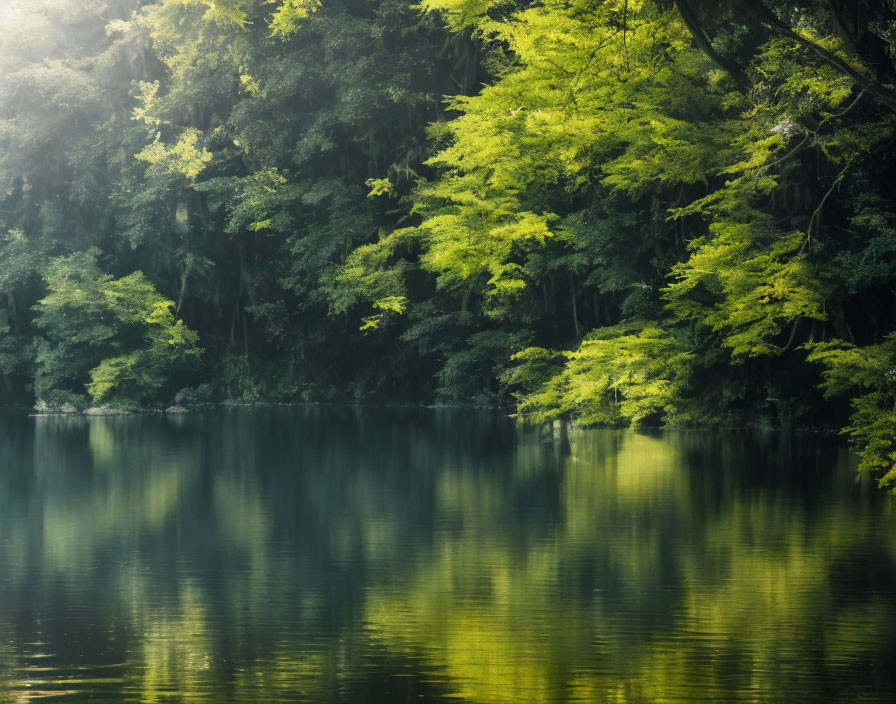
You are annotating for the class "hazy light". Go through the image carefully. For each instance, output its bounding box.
[0,5,18,26]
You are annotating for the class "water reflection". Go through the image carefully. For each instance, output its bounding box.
[0,409,894,703]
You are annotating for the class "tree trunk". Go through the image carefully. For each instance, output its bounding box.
[672,0,751,89]
[570,272,581,338]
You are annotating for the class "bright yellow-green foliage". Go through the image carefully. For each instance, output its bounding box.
[433,1,720,278]
[332,0,896,454]
[373,295,408,314]
[659,37,884,359]
[360,296,409,331]
[341,0,734,309]
[659,34,896,362]
[34,255,200,408]
[365,177,395,198]
[132,0,319,179]
[170,0,255,29]
[360,0,824,421]
[136,129,213,180]
[87,353,150,403]
[665,226,827,358]
[335,0,882,427]
[331,228,414,319]
[807,335,896,491]
[269,0,321,38]
[417,0,495,32]
[424,0,730,193]
[133,81,163,126]
[508,322,694,427]
[88,301,200,404]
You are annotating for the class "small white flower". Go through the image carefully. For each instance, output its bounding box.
[771,119,801,138]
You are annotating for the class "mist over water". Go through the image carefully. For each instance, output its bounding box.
[0,408,895,703]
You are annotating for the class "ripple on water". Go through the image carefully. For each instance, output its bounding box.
[0,409,894,703]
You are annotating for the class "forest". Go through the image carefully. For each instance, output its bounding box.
[0,0,894,488]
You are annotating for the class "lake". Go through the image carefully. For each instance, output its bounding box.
[0,407,895,703]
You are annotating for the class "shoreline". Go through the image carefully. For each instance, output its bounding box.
[11,399,503,418]
[1,402,842,436]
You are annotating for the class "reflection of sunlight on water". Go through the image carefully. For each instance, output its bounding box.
[609,433,682,498]
[87,419,118,467]
[362,428,896,704]
[126,581,214,703]
[365,431,694,704]
[230,650,325,701]
[0,643,126,703]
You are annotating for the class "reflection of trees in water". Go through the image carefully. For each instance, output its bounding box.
[363,430,896,703]
[0,411,893,703]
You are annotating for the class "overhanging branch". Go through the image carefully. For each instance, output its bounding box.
[672,0,751,90]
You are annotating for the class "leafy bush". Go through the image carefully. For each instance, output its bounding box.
[32,252,200,408]
[506,322,695,427]
[807,334,896,491]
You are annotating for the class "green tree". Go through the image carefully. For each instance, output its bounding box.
[807,335,896,491]
[32,252,200,409]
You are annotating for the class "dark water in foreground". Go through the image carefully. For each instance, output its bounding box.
[0,408,895,704]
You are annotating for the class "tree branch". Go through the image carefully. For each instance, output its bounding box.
[823,0,861,59]
[672,0,751,90]
[755,3,896,111]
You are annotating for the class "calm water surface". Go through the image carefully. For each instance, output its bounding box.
[1,408,895,703]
